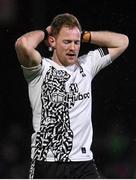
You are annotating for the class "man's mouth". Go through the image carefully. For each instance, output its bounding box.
[66,53,76,57]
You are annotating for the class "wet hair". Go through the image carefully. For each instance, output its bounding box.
[50,13,82,37]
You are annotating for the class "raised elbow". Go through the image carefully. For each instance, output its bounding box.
[122,34,129,50]
[15,36,32,60]
[15,36,28,51]
[15,37,33,66]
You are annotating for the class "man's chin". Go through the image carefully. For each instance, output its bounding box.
[67,58,76,65]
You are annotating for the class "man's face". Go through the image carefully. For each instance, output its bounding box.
[53,26,81,66]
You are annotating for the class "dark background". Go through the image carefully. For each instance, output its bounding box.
[0,0,136,178]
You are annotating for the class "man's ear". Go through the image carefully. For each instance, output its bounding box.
[48,36,56,48]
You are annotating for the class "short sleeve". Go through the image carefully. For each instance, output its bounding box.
[79,48,112,78]
[21,63,43,83]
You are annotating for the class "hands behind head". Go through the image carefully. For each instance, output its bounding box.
[46,25,52,34]
[43,25,52,47]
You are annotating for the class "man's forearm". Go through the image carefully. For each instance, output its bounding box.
[16,30,45,49]
[81,30,129,61]
[90,31,128,48]
[82,30,128,48]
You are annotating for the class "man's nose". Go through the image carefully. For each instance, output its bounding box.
[70,42,75,50]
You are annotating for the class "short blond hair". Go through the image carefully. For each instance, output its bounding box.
[50,13,82,37]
